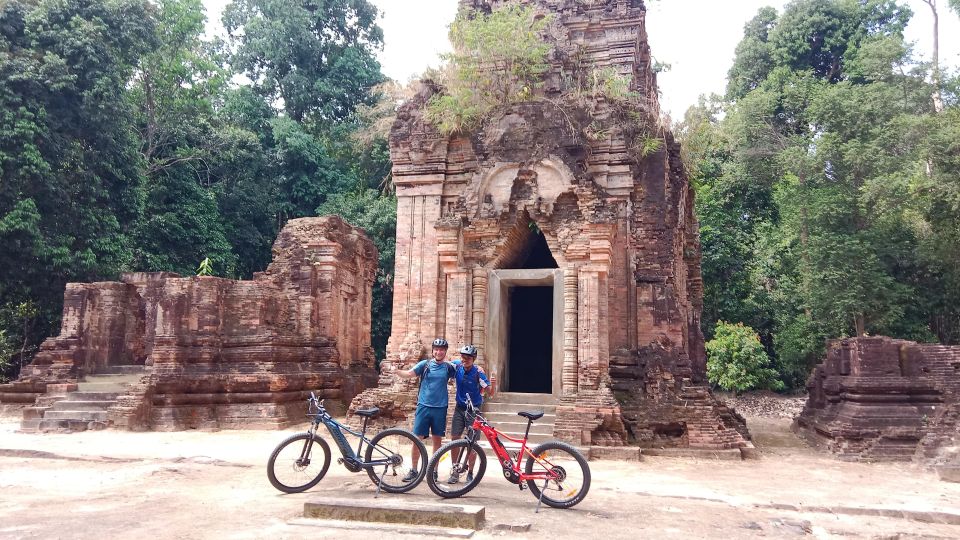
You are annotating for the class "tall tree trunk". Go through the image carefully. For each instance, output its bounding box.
[924,0,944,112]
[854,313,866,337]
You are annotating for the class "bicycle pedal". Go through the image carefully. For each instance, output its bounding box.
[337,458,344,465]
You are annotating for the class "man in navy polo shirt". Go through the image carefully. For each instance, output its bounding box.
[448,344,489,484]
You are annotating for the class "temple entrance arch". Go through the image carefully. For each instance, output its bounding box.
[485,215,563,395]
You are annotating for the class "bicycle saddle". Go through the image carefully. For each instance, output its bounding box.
[354,407,380,418]
[518,410,544,421]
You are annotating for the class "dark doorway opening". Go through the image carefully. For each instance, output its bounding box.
[518,230,558,269]
[507,286,553,393]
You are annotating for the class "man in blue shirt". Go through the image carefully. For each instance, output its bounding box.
[395,338,456,482]
[448,344,489,484]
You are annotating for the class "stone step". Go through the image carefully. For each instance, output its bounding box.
[19,418,41,432]
[98,365,147,375]
[76,382,128,393]
[50,400,113,411]
[42,410,108,421]
[37,418,108,432]
[303,497,485,531]
[22,406,50,420]
[481,410,556,423]
[482,402,556,414]
[482,421,554,436]
[486,392,557,405]
[67,392,121,401]
[82,373,143,385]
[36,395,68,407]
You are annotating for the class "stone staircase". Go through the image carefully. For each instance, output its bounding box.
[476,392,558,457]
[21,365,146,432]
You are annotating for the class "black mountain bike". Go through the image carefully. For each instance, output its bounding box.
[267,392,428,494]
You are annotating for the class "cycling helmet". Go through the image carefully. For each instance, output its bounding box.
[459,344,478,357]
[432,338,449,349]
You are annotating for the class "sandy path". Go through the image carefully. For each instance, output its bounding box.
[1,415,959,539]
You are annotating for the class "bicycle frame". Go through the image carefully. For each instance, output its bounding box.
[306,394,395,470]
[464,407,558,484]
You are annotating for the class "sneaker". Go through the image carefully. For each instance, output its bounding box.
[402,469,418,483]
[466,472,474,483]
[447,471,460,484]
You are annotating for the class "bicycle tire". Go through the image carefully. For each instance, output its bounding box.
[364,428,428,493]
[523,440,591,509]
[426,439,487,498]
[267,432,332,493]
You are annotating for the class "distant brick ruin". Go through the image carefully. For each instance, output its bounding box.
[0,216,378,430]
[350,0,750,453]
[795,337,960,463]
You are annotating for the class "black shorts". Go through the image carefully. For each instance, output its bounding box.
[451,403,470,438]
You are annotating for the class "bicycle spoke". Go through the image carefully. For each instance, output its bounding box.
[524,443,589,507]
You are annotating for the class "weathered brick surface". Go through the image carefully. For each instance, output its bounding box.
[1,217,379,430]
[350,0,749,451]
[795,336,960,463]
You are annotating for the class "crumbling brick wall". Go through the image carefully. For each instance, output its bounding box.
[1,216,380,430]
[795,336,960,462]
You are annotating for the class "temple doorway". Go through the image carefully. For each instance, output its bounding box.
[506,285,554,393]
[486,220,563,394]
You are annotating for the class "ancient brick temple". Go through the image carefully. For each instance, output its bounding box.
[350,0,750,452]
[0,216,378,430]
[795,337,960,463]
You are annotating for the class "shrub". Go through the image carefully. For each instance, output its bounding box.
[425,5,552,135]
[0,330,12,383]
[706,321,783,393]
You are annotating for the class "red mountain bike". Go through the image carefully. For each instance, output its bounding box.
[425,396,591,510]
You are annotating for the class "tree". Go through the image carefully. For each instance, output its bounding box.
[129,0,238,276]
[0,329,13,382]
[0,0,156,375]
[706,322,783,393]
[691,0,960,390]
[223,0,384,123]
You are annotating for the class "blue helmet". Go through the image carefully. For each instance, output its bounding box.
[432,338,449,349]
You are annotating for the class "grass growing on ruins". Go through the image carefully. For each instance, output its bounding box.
[425,5,553,135]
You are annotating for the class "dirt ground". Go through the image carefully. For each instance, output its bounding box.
[1,406,959,540]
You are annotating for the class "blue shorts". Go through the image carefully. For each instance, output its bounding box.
[412,405,447,438]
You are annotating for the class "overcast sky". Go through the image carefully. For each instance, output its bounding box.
[203,0,960,118]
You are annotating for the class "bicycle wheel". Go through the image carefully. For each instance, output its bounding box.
[426,439,487,498]
[524,441,591,509]
[364,428,428,493]
[267,432,332,493]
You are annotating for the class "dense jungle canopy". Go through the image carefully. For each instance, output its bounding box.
[0,0,958,391]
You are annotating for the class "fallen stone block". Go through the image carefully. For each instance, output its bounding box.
[303,498,485,530]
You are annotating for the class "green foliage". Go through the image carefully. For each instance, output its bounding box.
[0,329,12,382]
[687,0,960,391]
[223,0,384,123]
[196,258,215,276]
[425,5,552,135]
[590,67,635,101]
[0,0,395,378]
[706,322,784,393]
[0,0,156,374]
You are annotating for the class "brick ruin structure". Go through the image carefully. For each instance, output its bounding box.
[350,0,750,453]
[0,216,378,430]
[795,337,960,463]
